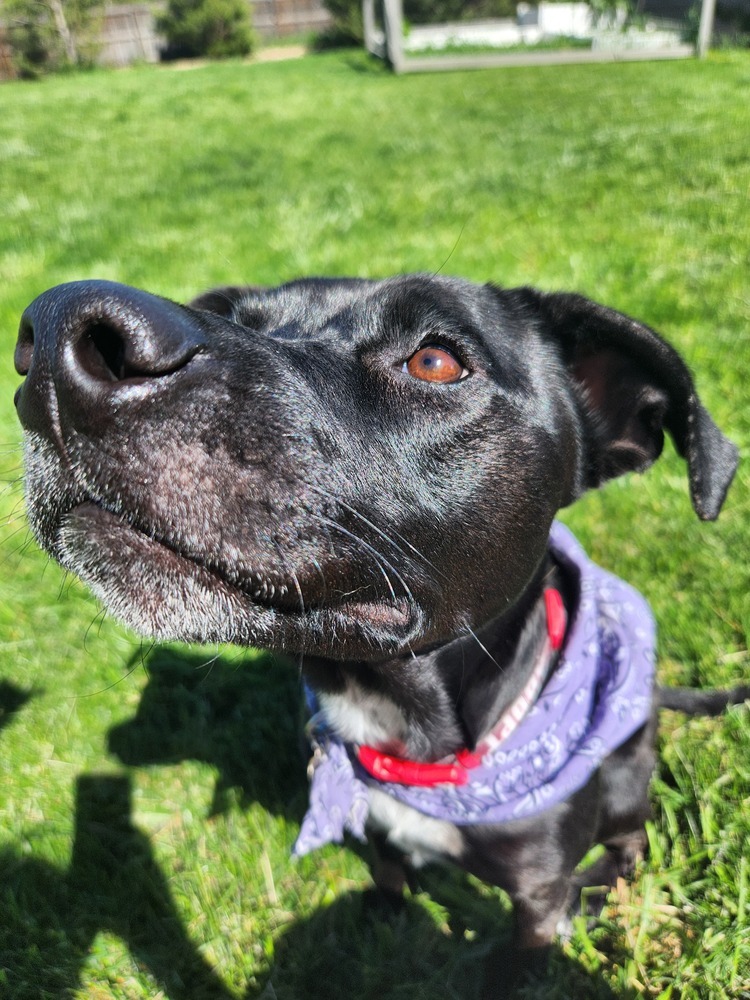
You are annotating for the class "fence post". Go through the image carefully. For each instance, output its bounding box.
[696,0,716,56]
[363,0,385,58]
[383,0,404,72]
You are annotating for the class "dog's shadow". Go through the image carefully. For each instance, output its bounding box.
[108,645,309,819]
[0,659,636,999]
[250,868,637,999]
[104,648,633,999]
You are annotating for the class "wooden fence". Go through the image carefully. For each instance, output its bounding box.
[253,0,332,36]
[0,0,331,79]
[99,4,163,66]
[0,29,14,78]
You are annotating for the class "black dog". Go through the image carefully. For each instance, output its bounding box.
[13,275,745,965]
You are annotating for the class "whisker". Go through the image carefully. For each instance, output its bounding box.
[1,495,29,522]
[312,513,416,606]
[291,568,305,615]
[83,606,109,653]
[0,477,26,503]
[194,646,224,681]
[307,491,396,601]
[310,557,328,601]
[431,216,471,278]
[138,639,157,679]
[0,442,24,458]
[362,553,398,602]
[0,519,33,547]
[273,539,306,615]
[304,482,445,582]
[462,622,505,673]
[0,527,37,568]
[71,641,149,700]
[57,567,73,601]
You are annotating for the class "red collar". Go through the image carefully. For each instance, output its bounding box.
[357,587,566,789]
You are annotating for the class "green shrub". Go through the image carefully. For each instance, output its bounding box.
[1,0,100,78]
[714,0,750,46]
[157,0,255,59]
[319,0,364,43]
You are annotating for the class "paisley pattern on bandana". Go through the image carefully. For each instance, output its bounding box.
[294,522,656,856]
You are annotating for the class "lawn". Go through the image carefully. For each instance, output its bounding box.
[0,47,748,1000]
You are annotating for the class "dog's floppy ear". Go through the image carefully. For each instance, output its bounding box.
[188,285,263,319]
[517,289,738,520]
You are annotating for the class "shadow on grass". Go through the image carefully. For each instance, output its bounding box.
[250,885,491,999]
[0,774,234,999]
[0,802,633,1000]
[0,680,33,734]
[248,870,634,1000]
[103,647,634,999]
[0,656,637,999]
[108,645,308,819]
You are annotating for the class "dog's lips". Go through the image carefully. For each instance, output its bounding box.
[336,598,413,630]
[55,502,419,650]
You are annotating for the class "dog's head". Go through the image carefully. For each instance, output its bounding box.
[14,275,737,659]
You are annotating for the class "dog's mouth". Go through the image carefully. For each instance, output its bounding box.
[56,502,421,656]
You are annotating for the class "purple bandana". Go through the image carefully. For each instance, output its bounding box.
[294,522,656,856]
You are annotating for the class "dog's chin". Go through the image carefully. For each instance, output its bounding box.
[54,503,422,658]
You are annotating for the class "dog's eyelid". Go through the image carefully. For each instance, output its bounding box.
[423,334,477,372]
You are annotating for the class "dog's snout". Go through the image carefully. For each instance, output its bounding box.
[15,280,208,434]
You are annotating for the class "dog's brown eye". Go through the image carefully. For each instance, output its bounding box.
[403,346,467,384]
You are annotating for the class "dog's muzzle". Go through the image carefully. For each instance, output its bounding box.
[12,281,427,656]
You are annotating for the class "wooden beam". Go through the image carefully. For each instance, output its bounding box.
[395,45,695,74]
[697,0,717,57]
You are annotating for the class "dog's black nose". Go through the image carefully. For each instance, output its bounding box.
[14,280,207,435]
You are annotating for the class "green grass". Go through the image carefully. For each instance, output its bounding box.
[0,48,748,999]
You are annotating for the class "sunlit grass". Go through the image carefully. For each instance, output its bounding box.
[0,48,748,998]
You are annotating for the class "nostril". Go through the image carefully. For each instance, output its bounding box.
[77,321,130,382]
[72,316,203,384]
[14,317,34,376]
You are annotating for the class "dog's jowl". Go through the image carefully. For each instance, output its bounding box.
[14,275,745,958]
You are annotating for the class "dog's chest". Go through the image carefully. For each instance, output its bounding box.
[316,685,465,865]
[317,684,409,750]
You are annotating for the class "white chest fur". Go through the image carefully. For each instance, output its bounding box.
[317,685,408,747]
[316,685,464,866]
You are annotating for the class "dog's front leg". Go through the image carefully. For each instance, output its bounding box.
[465,785,601,945]
[479,872,572,998]
[479,857,578,996]
[510,874,575,949]
[368,830,417,902]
